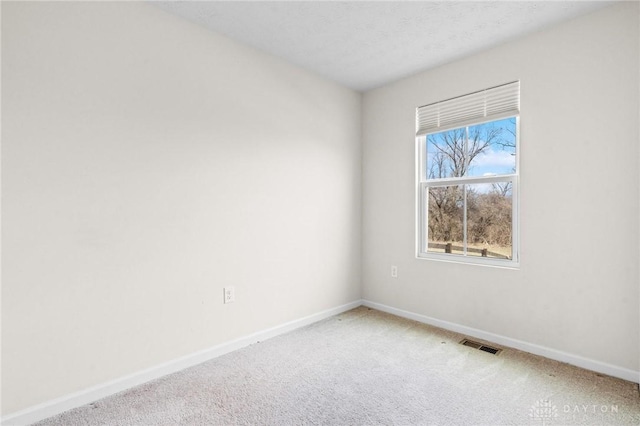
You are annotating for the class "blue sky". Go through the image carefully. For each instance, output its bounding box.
[427,117,516,178]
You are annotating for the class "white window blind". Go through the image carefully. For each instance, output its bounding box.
[416,81,520,136]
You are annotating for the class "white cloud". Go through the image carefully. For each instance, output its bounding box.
[473,148,514,168]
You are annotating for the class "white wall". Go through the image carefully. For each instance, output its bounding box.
[362,2,639,373]
[3,0,639,419]
[1,2,361,414]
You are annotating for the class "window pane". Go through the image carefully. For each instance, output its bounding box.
[427,185,464,255]
[426,128,466,179]
[466,118,516,177]
[466,182,513,260]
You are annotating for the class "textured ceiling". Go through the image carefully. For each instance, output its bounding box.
[154,1,615,92]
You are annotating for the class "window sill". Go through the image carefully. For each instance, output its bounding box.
[416,252,520,270]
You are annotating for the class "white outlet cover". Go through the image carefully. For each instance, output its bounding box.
[224,286,235,304]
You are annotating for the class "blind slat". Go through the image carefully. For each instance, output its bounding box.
[416,81,520,136]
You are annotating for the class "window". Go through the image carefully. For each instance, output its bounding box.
[416,81,519,267]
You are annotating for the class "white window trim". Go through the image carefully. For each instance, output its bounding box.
[415,114,520,269]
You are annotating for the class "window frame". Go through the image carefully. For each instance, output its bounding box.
[415,116,520,268]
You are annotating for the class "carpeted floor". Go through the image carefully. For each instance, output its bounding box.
[36,307,640,425]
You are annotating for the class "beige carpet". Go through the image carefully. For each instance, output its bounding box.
[35,307,640,425]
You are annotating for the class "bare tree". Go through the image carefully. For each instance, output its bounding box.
[491,181,512,197]
[427,122,513,250]
[428,127,499,178]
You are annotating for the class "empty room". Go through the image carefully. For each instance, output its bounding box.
[2,1,639,425]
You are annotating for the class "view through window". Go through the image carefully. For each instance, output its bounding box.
[416,82,519,266]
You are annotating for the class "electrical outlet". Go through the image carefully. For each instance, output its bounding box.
[391,265,398,278]
[224,286,235,304]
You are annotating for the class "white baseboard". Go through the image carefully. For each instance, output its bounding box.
[362,299,640,384]
[5,298,637,425]
[1,300,362,426]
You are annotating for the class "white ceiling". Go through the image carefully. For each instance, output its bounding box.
[154,1,615,92]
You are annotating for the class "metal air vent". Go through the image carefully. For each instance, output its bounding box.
[460,338,502,355]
